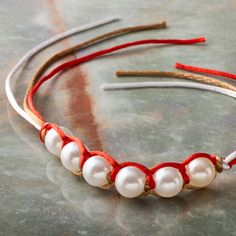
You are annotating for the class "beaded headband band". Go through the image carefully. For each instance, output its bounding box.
[6,18,236,199]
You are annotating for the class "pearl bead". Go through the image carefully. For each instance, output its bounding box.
[83,156,112,187]
[153,167,183,198]
[115,166,146,198]
[45,126,73,156]
[61,142,81,173]
[186,157,216,188]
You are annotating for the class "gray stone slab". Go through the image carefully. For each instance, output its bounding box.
[1,0,236,235]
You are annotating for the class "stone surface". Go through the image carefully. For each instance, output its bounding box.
[1,0,236,235]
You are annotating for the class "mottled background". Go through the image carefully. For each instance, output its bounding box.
[1,0,236,235]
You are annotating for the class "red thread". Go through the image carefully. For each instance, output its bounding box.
[28,37,206,121]
[83,150,119,169]
[39,123,70,144]
[66,135,90,165]
[151,162,190,184]
[227,159,236,168]
[175,62,236,81]
[181,152,217,166]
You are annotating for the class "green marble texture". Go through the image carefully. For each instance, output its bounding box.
[1,0,236,235]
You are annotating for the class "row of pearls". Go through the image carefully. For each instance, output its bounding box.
[44,126,73,156]
[44,127,82,174]
[44,127,112,187]
[44,127,218,199]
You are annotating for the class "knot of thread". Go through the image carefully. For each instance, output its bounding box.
[39,123,71,144]
[110,162,156,189]
[182,152,217,166]
[151,162,190,184]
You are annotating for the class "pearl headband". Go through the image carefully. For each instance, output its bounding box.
[6,18,236,199]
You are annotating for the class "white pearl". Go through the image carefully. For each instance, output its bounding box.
[115,166,146,198]
[82,156,111,187]
[61,142,81,173]
[186,157,216,188]
[153,167,183,198]
[45,126,73,156]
